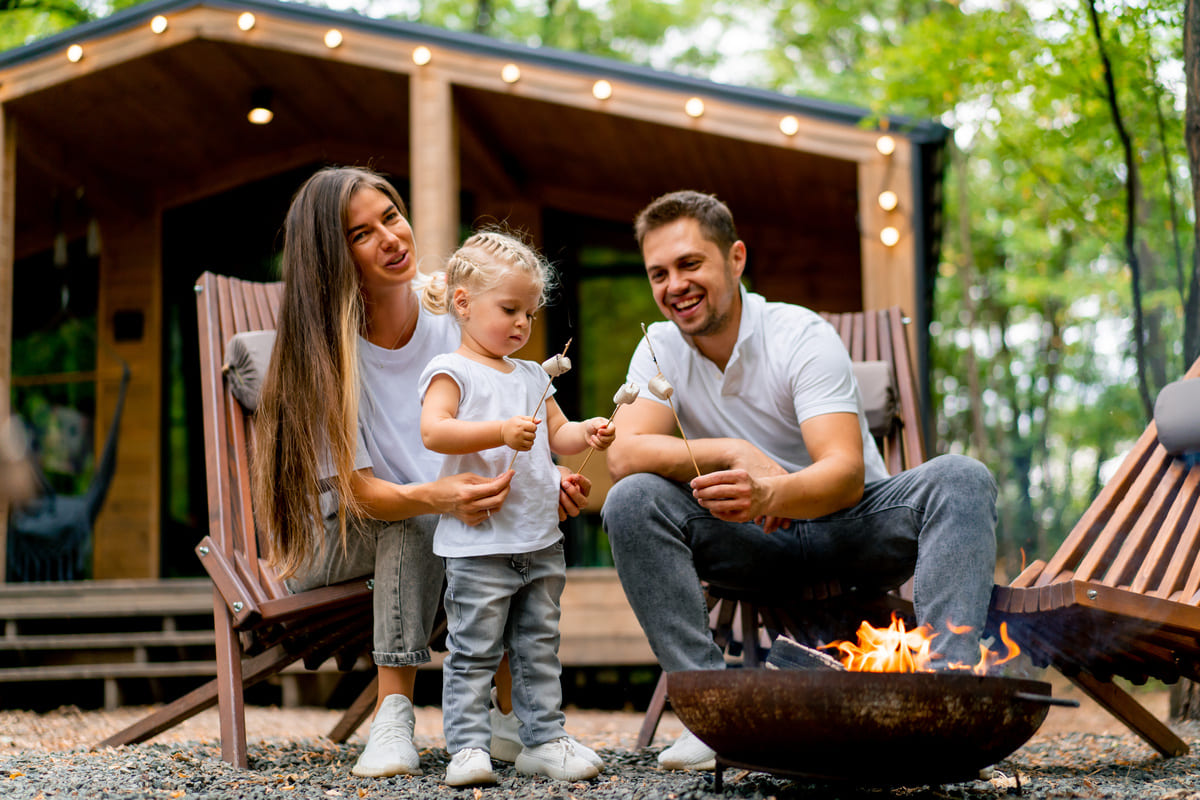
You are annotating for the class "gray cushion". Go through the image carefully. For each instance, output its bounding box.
[223,330,276,412]
[1155,377,1200,455]
[853,360,898,439]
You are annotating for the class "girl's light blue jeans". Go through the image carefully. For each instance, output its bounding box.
[441,541,568,754]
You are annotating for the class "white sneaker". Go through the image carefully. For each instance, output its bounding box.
[657,729,716,771]
[489,687,523,763]
[515,737,601,781]
[351,694,422,777]
[445,748,497,786]
[489,688,602,769]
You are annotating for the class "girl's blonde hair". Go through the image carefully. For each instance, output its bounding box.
[420,229,554,317]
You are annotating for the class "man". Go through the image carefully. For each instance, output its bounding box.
[602,190,998,771]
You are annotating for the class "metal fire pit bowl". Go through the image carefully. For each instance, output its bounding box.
[668,669,1074,787]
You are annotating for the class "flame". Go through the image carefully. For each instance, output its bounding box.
[823,614,1020,675]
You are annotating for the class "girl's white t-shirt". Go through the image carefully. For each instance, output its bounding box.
[418,353,562,558]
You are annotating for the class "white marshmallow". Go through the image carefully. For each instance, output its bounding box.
[613,383,640,405]
[648,374,674,401]
[541,354,572,377]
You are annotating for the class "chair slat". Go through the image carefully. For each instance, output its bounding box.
[1034,425,1160,587]
[1103,458,1187,589]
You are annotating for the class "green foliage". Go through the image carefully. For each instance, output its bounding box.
[752,0,1194,571]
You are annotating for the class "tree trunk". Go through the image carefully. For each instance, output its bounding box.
[1087,0,1154,420]
[1187,0,1200,366]
[1170,680,1200,721]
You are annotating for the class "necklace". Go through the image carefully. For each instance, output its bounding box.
[365,294,418,367]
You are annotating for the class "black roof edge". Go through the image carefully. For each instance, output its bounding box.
[1,0,949,143]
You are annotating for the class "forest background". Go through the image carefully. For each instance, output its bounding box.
[4,0,1200,580]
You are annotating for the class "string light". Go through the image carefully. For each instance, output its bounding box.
[324,29,343,48]
[67,44,83,63]
[237,12,256,30]
[684,97,705,118]
[592,80,612,100]
[880,226,900,247]
[501,63,521,84]
[150,15,168,34]
[779,115,800,136]
[413,46,432,65]
[878,190,899,211]
[876,134,896,155]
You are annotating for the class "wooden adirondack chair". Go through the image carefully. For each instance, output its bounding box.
[636,306,928,748]
[98,272,378,766]
[989,355,1200,758]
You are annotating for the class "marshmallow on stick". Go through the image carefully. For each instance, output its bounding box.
[577,382,640,473]
[507,338,573,472]
[639,323,701,478]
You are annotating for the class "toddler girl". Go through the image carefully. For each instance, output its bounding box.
[418,230,614,786]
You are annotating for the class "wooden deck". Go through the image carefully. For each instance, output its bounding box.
[0,569,654,709]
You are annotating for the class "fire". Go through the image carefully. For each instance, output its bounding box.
[823,614,1020,675]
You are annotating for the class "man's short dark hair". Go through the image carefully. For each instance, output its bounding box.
[634,190,739,255]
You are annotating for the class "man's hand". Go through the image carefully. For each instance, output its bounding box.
[690,469,790,533]
[557,467,591,521]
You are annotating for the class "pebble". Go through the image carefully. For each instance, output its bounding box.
[3,708,1200,799]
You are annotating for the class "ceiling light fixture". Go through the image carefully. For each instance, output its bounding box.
[248,88,274,125]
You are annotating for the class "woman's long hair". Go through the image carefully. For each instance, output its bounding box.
[252,166,408,578]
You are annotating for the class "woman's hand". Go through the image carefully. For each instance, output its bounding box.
[501,416,538,451]
[557,467,591,522]
[435,469,514,526]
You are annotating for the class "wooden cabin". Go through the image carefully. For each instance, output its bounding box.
[0,0,948,585]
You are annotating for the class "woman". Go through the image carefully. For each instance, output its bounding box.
[252,167,590,777]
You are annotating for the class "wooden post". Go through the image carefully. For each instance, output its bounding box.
[0,107,15,582]
[91,203,163,579]
[410,71,460,271]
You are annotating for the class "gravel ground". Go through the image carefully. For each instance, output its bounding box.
[4,680,1199,800]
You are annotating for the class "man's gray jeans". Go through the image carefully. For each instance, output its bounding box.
[601,454,997,669]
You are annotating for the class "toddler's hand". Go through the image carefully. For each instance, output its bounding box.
[501,416,538,451]
[585,417,616,450]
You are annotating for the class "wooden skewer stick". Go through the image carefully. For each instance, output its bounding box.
[508,338,572,472]
[640,323,702,479]
[576,404,625,474]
